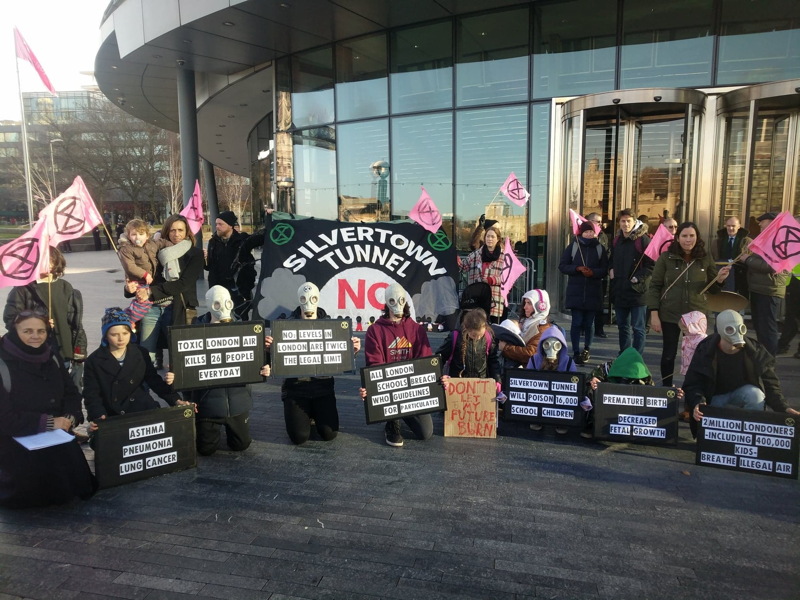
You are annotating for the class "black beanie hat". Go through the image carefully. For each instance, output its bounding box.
[218,211,237,227]
[578,220,595,234]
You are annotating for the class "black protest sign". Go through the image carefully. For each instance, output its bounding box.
[169,321,266,391]
[270,318,354,377]
[252,217,459,324]
[696,406,798,479]
[93,405,196,489]
[503,370,584,426]
[361,356,446,424]
[594,383,679,445]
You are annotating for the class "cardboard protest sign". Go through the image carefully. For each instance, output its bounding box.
[696,406,798,479]
[361,356,445,424]
[270,318,354,377]
[169,321,266,391]
[444,378,496,438]
[503,370,584,426]
[93,405,196,489]
[252,217,459,324]
[594,383,679,445]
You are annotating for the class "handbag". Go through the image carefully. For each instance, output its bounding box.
[179,293,197,324]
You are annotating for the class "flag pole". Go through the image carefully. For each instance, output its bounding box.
[15,53,35,229]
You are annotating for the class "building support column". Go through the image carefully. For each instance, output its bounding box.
[176,66,202,250]
[202,158,219,226]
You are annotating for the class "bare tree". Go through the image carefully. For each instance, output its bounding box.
[213,166,251,225]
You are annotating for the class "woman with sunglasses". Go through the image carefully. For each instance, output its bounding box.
[646,222,731,387]
[0,309,96,508]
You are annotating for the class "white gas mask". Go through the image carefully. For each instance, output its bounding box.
[384,283,407,317]
[716,309,747,349]
[298,282,319,318]
[206,285,234,323]
[541,337,562,361]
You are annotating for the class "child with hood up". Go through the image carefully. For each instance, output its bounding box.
[500,289,553,368]
[523,327,586,435]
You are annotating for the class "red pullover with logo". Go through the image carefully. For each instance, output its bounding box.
[364,316,432,366]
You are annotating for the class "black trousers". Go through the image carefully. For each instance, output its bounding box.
[196,412,251,456]
[660,321,681,388]
[282,388,339,445]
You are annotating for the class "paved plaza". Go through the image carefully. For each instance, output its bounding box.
[0,250,798,600]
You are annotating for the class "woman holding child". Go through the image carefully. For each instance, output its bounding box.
[125,215,203,366]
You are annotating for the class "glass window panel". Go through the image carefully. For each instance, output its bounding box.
[455,105,528,251]
[533,1,616,99]
[293,126,337,220]
[337,120,389,222]
[457,8,529,106]
[336,34,388,120]
[527,103,550,286]
[391,112,453,233]
[621,1,713,89]
[292,47,335,127]
[750,113,789,217]
[718,0,800,84]
[391,22,453,113]
[720,113,750,226]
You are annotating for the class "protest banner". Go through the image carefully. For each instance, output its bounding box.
[594,383,679,445]
[361,356,446,424]
[252,217,459,324]
[169,321,266,391]
[503,370,584,426]
[696,406,798,479]
[270,318,354,377]
[443,378,496,438]
[93,406,196,489]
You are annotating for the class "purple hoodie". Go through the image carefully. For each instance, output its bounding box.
[526,326,576,372]
[364,316,432,366]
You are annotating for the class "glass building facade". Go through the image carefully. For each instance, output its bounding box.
[247,0,800,291]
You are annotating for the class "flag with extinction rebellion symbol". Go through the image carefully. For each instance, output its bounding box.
[252,216,460,323]
[0,218,51,288]
[38,176,103,246]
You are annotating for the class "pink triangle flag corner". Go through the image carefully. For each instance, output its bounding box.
[38,176,103,245]
[409,186,442,234]
[500,173,529,207]
[746,211,800,273]
[500,237,526,305]
[180,180,205,235]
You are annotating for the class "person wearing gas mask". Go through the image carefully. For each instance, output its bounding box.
[525,326,581,435]
[264,282,361,445]
[363,283,438,447]
[165,286,270,456]
[685,309,799,424]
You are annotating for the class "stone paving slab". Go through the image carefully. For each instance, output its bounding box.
[0,250,799,599]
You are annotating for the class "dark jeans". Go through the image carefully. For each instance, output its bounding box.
[282,389,339,445]
[778,278,800,351]
[750,292,780,356]
[615,304,646,356]
[386,414,434,440]
[570,309,595,353]
[659,321,681,387]
[196,412,251,456]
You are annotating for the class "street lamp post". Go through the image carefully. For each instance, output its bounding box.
[49,138,63,197]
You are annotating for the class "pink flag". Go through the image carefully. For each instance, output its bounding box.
[746,211,800,273]
[500,173,529,207]
[569,209,601,236]
[500,237,526,306]
[39,176,103,245]
[644,223,674,261]
[14,27,57,96]
[409,186,442,233]
[181,180,205,235]
[0,218,51,289]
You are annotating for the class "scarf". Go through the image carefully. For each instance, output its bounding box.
[481,243,501,263]
[158,239,192,282]
[2,329,52,364]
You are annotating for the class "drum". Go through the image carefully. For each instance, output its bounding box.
[706,291,748,312]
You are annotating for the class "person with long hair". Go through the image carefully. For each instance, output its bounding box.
[0,309,96,508]
[460,222,505,323]
[126,215,204,367]
[436,308,500,381]
[646,222,730,386]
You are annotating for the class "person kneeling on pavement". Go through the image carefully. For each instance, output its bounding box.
[685,309,799,430]
[165,286,270,456]
[525,327,589,435]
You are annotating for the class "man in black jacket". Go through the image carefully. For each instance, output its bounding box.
[686,310,799,423]
[205,211,256,320]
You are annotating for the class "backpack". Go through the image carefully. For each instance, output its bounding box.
[570,241,604,262]
[459,281,493,316]
[612,233,650,255]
